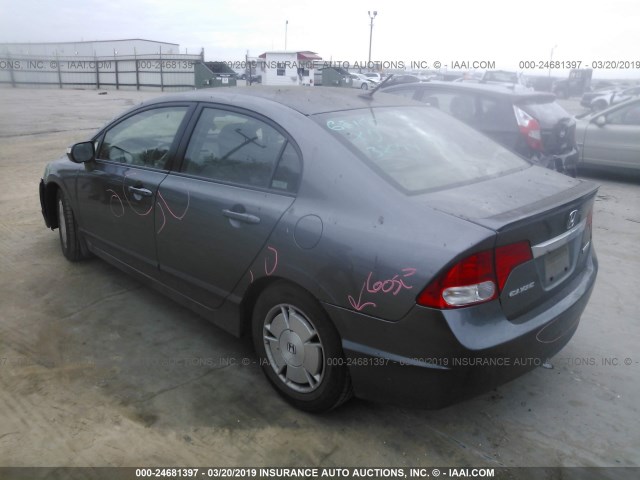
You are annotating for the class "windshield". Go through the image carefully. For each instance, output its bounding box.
[316,106,528,193]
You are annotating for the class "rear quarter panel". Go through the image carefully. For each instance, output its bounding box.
[229,113,496,322]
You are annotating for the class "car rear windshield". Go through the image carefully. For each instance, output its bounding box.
[518,100,571,127]
[315,106,528,193]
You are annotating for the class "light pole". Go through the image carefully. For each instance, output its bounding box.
[368,10,377,65]
[285,20,288,50]
[548,44,557,77]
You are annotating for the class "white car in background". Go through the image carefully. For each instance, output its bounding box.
[350,73,377,90]
[363,72,382,83]
[587,86,640,112]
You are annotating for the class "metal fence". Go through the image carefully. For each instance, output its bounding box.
[0,53,203,91]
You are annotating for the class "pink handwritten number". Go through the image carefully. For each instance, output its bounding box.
[348,267,417,312]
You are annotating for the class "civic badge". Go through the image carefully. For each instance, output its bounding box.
[567,209,578,230]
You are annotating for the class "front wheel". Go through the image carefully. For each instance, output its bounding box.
[252,281,352,412]
[57,190,91,261]
[360,83,369,90]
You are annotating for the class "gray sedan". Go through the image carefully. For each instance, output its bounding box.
[40,87,598,412]
[576,97,640,172]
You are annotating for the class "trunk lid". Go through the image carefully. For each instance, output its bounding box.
[419,166,598,319]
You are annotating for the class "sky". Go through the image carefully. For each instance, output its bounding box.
[1,0,639,78]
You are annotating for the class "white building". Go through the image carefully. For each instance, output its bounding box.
[0,39,180,57]
[257,51,321,86]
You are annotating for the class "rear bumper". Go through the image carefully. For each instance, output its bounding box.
[534,148,579,175]
[324,250,598,408]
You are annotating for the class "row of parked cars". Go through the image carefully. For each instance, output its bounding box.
[377,76,640,174]
[580,85,640,111]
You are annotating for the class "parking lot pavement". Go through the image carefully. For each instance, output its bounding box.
[0,87,639,469]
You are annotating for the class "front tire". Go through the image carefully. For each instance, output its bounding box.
[252,281,352,412]
[57,190,91,261]
[360,83,369,90]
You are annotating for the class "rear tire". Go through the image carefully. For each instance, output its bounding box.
[252,281,352,412]
[57,190,91,261]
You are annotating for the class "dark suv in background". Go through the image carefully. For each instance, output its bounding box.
[381,81,579,176]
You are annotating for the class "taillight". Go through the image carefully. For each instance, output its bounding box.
[514,105,543,151]
[495,241,533,291]
[417,241,532,309]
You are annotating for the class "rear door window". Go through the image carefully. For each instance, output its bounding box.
[477,96,515,131]
[182,107,301,191]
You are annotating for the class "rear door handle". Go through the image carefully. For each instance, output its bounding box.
[128,186,153,197]
[222,209,261,224]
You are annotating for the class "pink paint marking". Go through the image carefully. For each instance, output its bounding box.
[122,171,153,216]
[106,189,124,218]
[347,281,377,312]
[402,267,417,277]
[264,246,278,276]
[156,202,166,234]
[366,271,413,296]
[158,190,190,220]
[347,267,418,312]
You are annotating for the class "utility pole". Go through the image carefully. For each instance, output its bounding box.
[549,44,558,77]
[368,11,377,64]
[285,20,289,50]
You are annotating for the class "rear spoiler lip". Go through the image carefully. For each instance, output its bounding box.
[476,180,599,232]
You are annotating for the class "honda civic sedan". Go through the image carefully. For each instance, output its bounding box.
[40,87,598,412]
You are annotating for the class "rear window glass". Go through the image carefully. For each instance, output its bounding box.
[316,107,528,193]
[518,100,571,127]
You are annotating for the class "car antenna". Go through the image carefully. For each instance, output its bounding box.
[360,74,395,99]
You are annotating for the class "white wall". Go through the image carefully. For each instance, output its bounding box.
[1,40,179,57]
[260,52,315,87]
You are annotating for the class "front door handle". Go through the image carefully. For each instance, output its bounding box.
[128,186,153,197]
[222,209,261,224]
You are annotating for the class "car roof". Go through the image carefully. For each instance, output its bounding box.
[138,86,419,115]
[382,80,556,102]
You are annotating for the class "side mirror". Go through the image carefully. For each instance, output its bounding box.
[595,116,606,127]
[67,141,95,163]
